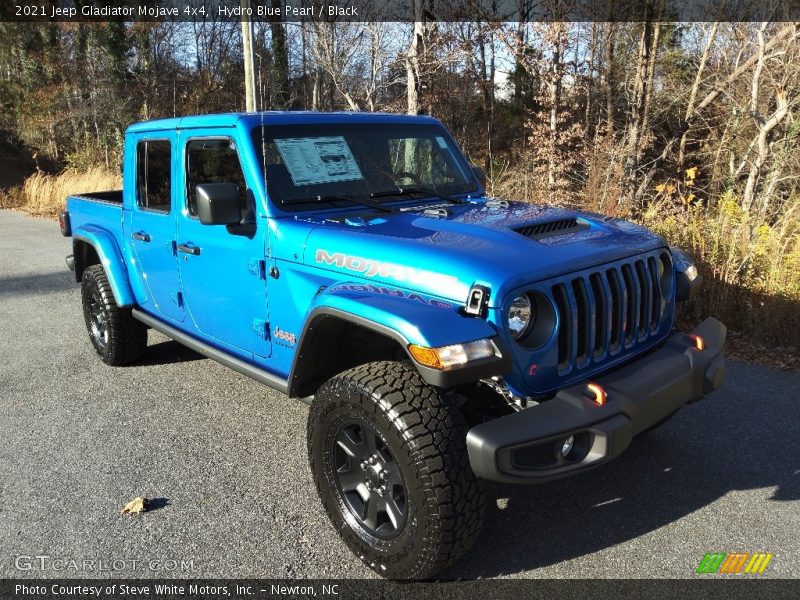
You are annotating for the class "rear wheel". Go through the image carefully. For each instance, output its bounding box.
[81,265,147,366]
[308,361,486,579]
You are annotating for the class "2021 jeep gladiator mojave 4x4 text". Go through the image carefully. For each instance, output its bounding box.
[61,112,725,578]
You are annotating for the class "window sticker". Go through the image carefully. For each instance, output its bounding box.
[274,136,363,185]
[435,136,449,149]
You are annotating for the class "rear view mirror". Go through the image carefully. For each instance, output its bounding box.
[472,165,487,188]
[195,183,241,225]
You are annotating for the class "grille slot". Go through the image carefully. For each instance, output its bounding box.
[571,279,589,364]
[589,273,606,358]
[606,269,623,353]
[553,284,571,369]
[552,252,672,375]
[515,218,587,240]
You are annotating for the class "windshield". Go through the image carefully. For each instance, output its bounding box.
[252,123,478,211]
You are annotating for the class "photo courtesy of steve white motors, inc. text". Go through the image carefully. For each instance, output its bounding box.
[13,583,341,597]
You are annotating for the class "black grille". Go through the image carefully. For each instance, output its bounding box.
[552,252,672,374]
[514,218,587,240]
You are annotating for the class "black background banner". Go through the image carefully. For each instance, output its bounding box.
[3,579,800,600]
[1,0,799,23]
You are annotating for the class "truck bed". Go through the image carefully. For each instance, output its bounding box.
[70,190,123,204]
[66,191,125,254]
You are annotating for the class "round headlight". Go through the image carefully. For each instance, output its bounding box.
[508,294,533,339]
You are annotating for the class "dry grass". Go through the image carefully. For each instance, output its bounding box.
[639,194,800,349]
[0,168,121,217]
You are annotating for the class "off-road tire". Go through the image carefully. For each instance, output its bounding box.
[81,264,147,366]
[308,361,486,579]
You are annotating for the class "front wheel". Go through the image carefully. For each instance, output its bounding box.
[307,361,486,579]
[81,264,147,366]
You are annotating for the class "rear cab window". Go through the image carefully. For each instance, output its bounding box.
[136,140,171,213]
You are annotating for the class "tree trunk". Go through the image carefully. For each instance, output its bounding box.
[269,0,290,109]
[406,10,425,115]
[640,20,661,141]
[620,7,653,206]
[604,22,615,137]
[585,22,597,138]
[545,23,565,190]
[513,4,526,111]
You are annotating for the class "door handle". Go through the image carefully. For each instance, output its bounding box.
[132,231,150,242]
[176,243,201,256]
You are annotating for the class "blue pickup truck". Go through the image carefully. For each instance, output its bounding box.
[61,111,725,578]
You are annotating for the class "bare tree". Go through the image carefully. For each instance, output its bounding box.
[741,23,795,213]
[678,21,720,169]
[405,2,427,115]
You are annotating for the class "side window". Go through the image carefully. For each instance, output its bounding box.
[136,140,172,213]
[186,138,250,220]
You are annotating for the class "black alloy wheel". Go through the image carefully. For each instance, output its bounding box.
[331,419,407,538]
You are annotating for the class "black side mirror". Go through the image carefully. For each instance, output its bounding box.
[472,165,487,188]
[195,183,241,226]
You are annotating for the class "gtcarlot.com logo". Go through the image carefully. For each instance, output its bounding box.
[696,552,773,574]
[15,555,196,573]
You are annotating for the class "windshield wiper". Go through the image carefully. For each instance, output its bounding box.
[282,194,394,213]
[370,186,468,204]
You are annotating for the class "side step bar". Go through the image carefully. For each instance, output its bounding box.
[132,308,311,405]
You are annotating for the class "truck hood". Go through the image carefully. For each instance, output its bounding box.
[303,200,667,307]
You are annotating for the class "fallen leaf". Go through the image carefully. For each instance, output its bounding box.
[121,497,148,515]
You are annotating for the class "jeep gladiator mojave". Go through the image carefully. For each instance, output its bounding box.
[61,111,725,579]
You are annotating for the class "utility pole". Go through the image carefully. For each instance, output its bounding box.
[241,0,257,112]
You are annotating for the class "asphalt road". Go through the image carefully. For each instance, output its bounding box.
[1,208,798,580]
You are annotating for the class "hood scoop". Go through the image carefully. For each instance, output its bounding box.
[513,217,588,240]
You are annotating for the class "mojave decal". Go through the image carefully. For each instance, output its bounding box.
[315,249,459,290]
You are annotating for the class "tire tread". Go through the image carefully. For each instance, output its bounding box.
[308,361,485,578]
[82,264,147,366]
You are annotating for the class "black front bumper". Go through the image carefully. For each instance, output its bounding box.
[466,317,726,483]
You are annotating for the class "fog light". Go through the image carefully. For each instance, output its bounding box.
[560,435,575,458]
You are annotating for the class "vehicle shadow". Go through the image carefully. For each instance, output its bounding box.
[0,271,76,297]
[137,339,205,366]
[444,361,800,578]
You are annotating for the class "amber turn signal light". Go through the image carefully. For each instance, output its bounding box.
[408,345,443,369]
[689,334,705,351]
[586,382,607,406]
